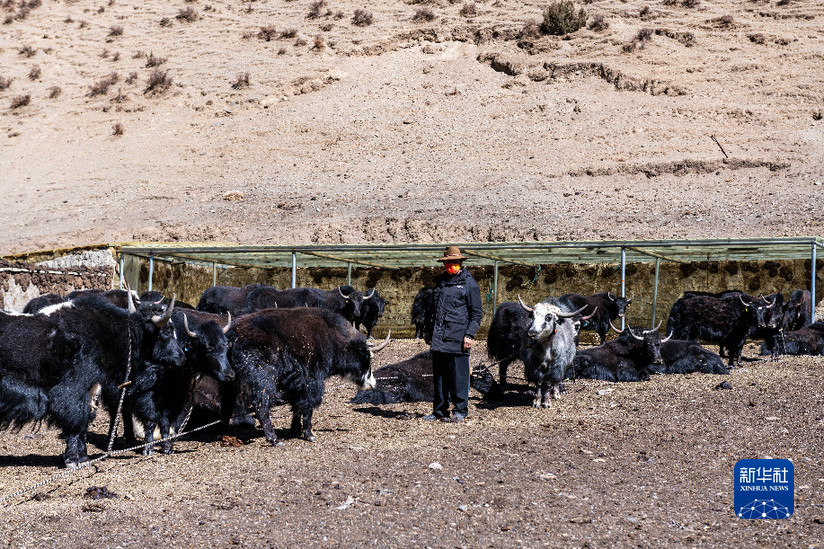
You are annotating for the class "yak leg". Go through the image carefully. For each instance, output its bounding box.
[255,400,279,446]
[158,414,173,454]
[499,359,513,391]
[531,385,542,408]
[142,420,157,456]
[552,383,561,401]
[300,410,316,442]
[541,383,555,408]
[63,432,89,469]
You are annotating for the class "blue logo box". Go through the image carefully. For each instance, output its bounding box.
[734,459,794,519]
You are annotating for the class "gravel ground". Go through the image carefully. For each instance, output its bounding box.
[0,339,822,548]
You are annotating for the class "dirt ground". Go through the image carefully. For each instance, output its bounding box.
[0,339,822,548]
[1,0,823,254]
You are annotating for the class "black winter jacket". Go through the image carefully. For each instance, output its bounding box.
[425,268,483,355]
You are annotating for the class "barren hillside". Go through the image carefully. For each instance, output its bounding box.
[1,0,822,253]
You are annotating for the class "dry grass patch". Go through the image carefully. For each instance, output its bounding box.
[587,13,608,31]
[112,122,124,136]
[413,7,436,22]
[88,72,119,96]
[352,8,373,26]
[0,76,13,91]
[232,72,250,89]
[18,44,35,57]
[108,25,123,37]
[47,85,61,98]
[176,6,198,22]
[10,94,30,109]
[145,52,167,67]
[542,0,587,35]
[27,65,40,80]
[144,69,172,95]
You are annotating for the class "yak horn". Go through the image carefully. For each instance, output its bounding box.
[127,288,137,314]
[643,320,663,334]
[580,306,598,321]
[557,305,588,318]
[661,330,673,343]
[626,326,645,342]
[739,295,752,307]
[222,312,232,334]
[183,314,198,338]
[151,294,176,327]
[607,292,616,301]
[363,289,375,300]
[609,319,623,334]
[518,295,533,313]
[338,287,352,299]
[368,331,391,353]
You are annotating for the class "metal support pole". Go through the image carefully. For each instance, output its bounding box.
[620,247,626,330]
[212,262,217,287]
[119,254,125,289]
[148,253,154,292]
[347,263,352,286]
[652,258,660,330]
[291,251,297,289]
[813,243,818,321]
[493,260,499,315]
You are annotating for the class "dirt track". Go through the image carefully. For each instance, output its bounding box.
[1,339,822,547]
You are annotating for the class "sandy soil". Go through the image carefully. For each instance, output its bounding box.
[0,339,822,548]
[1,0,823,254]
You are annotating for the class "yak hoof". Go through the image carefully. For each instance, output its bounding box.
[531,400,541,409]
[142,446,154,456]
[303,432,316,442]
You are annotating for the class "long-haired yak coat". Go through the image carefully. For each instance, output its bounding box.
[227,307,381,444]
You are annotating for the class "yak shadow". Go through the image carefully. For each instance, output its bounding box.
[0,453,62,468]
[473,386,535,410]
[352,406,417,420]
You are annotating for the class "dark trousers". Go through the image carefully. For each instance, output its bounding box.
[431,351,470,417]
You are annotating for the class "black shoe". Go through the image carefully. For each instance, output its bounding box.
[422,414,443,421]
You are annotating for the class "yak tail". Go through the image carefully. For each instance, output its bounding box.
[0,376,49,431]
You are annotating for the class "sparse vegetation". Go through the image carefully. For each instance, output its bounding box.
[112,122,124,136]
[159,17,171,27]
[280,28,297,39]
[312,35,325,50]
[28,65,40,80]
[176,6,198,22]
[111,88,127,102]
[413,7,436,22]
[681,0,699,8]
[108,25,123,37]
[89,73,119,96]
[587,13,608,31]
[258,25,277,41]
[639,6,650,19]
[307,0,328,19]
[294,37,308,47]
[146,52,167,67]
[125,71,138,84]
[748,33,766,45]
[541,1,587,36]
[47,85,61,98]
[715,14,734,27]
[19,44,36,57]
[232,72,250,89]
[352,8,373,26]
[111,51,120,62]
[460,3,477,17]
[636,27,653,42]
[10,94,30,109]
[521,19,542,38]
[145,69,172,95]
[0,76,12,91]
[813,110,823,121]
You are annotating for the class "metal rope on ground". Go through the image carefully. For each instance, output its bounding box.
[0,413,226,507]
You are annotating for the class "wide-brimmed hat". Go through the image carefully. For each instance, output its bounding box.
[437,245,467,263]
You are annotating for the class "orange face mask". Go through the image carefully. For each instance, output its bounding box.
[445,263,461,276]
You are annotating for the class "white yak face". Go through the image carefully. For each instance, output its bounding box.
[527,302,567,341]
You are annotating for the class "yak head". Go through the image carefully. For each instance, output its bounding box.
[607,292,633,320]
[614,321,671,368]
[346,331,391,390]
[519,295,588,342]
[180,312,235,382]
[337,286,365,322]
[128,292,186,369]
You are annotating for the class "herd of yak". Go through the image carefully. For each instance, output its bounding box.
[0,281,821,469]
[388,287,822,409]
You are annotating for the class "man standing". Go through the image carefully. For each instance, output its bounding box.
[423,246,483,422]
